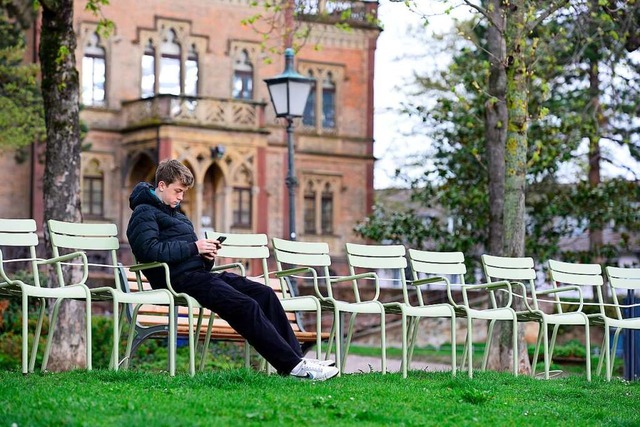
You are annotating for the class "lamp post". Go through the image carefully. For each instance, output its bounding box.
[264,48,314,240]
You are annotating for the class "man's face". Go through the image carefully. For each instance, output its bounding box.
[157,181,189,208]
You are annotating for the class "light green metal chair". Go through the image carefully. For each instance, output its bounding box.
[409,250,518,378]
[0,218,92,374]
[204,231,323,368]
[47,219,177,375]
[600,266,640,380]
[345,243,457,378]
[483,255,592,381]
[272,237,387,375]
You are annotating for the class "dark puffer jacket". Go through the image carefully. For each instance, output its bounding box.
[126,182,207,289]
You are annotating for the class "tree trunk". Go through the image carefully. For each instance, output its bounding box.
[486,0,531,375]
[39,0,86,371]
[484,0,507,257]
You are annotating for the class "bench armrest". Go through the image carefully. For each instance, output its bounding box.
[463,280,514,309]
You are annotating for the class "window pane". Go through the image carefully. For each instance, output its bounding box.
[185,58,198,96]
[322,88,335,128]
[82,176,104,216]
[321,192,333,234]
[141,54,155,98]
[304,193,316,234]
[159,56,181,95]
[232,187,252,228]
[82,35,106,107]
[302,82,316,126]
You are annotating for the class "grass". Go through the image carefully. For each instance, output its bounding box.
[1,368,638,426]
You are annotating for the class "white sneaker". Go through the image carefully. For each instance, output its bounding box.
[303,357,336,367]
[290,359,339,381]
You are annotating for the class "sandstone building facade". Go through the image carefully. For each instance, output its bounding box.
[2,0,380,274]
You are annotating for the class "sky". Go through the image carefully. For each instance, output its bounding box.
[373,0,464,189]
[372,1,640,189]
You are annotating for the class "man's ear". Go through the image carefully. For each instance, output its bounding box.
[157,181,167,191]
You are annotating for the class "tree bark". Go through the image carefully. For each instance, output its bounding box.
[486,0,531,375]
[484,0,507,257]
[39,0,86,371]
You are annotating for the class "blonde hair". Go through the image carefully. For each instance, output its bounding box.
[155,159,194,188]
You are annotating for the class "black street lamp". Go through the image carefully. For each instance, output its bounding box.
[264,48,314,240]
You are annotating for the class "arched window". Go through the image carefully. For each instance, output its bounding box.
[82,32,106,106]
[185,44,199,96]
[322,72,336,129]
[302,70,316,126]
[303,177,337,236]
[159,29,181,95]
[232,49,254,100]
[140,39,155,98]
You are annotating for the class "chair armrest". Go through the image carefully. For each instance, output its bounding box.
[331,272,380,302]
[275,266,328,299]
[411,276,447,287]
[129,262,178,294]
[536,285,584,311]
[37,251,89,286]
[463,280,514,309]
[210,262,245,276]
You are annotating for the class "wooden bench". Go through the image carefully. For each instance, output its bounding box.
[118,265,328,370]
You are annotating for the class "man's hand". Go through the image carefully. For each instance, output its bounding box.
[195,238,222,258]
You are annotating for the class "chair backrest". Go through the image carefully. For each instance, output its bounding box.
[271,237,334,298]
[548,259,604,314]
[481,254,538,309]
[407,249,466,306]
[204,231,281,292]
[48,219,120,290]
[605,266,640,320]
[345,242,406,303]
[0,218,40,286]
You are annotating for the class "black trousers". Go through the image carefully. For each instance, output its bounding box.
[173,270,302,374]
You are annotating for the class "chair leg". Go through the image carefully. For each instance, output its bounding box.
[29,297,46,373]
[41,298,62,372]
[200,313,215,371]
[583,318,591,382]
[21,293,29,375]
[531,323,543,378]
[450,313,457,377]
[482,319,496,371]
[467,317,473,378]
[511,316,518,377]
[611,328,623,379]
[380,310,386,375]
[596,329,607,377]
[542,321,550,380]
[315,307,322,361]
[401,313,408,379]
[408,317,420,370]
[85,297,92,371]
[168,300,176,377]
[341,314,357,370]
[334,310,342,376]
[111,302,120,371]
[187,305,196,376]
[124,304,141,370]
[549,324,560,361]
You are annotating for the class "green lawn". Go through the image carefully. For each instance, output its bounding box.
[1,368,638,426]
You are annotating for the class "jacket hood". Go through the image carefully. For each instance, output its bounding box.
[129,182,163,211]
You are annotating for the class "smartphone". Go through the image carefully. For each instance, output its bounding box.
[216,235,227,243]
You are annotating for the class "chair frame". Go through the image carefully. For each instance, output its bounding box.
[483,255,591,381]
[204,231,324,369]
[409,250,518,378]
[272,238,387,375]
[600,266,640,380]
[0,218,92,374]
[346,243,458,378]
[47,219,177,375]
